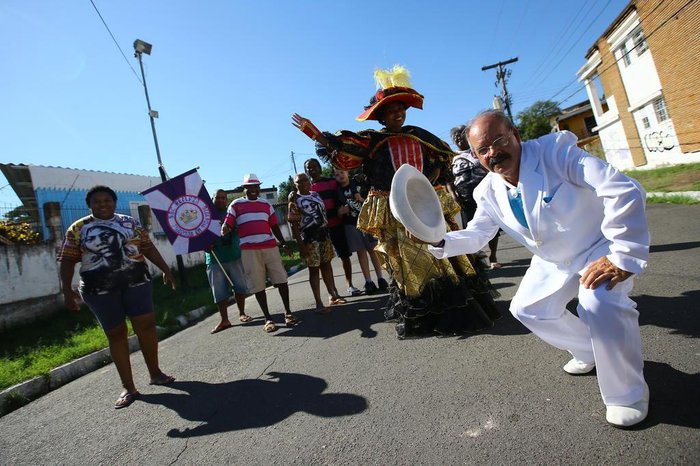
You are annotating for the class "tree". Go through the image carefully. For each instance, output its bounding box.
[276,175,296,206]
[516,100,562,141]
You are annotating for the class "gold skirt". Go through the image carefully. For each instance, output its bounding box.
[357,189,475,299]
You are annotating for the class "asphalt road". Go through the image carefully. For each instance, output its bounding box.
[0,204,698,465]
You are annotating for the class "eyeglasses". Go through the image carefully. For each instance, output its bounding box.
[473,134,511,157]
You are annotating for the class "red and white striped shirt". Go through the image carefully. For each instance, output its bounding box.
[223,197,278,250]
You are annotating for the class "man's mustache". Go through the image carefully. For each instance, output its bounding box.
[489,153,510,169]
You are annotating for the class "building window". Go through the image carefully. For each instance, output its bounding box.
[632,28,648,56]
[618,43,631,66]
[584,116,597,135]
[642,117,650,129]
[653,97,669,122]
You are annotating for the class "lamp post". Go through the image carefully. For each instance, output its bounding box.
[133,38,187,288]
[133,39,168,181]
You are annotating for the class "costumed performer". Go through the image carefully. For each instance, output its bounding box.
[292,65,499,338]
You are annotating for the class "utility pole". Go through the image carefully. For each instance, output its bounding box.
[134,39,188,288]
[291,151,298,173]
[481,57,518,122]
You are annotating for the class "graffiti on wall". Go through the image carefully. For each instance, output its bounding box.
[643,129,675,152]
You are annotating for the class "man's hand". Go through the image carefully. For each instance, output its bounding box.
[221,223,231,236]
[580,256,632,290]
[63,289,81,312]
[163,269,177,291]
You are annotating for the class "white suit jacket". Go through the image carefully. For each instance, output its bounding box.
[430,131,650,307]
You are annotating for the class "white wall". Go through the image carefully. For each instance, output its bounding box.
[0,237,204,329]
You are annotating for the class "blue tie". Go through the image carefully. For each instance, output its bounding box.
[509,188,529,229]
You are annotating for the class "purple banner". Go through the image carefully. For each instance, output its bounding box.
[141,168,220,255]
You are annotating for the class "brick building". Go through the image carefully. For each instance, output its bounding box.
[576,0,700,169]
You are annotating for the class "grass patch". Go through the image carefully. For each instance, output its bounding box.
[625,163,700,193]
[0,242,305,392]
[646,194,699,205]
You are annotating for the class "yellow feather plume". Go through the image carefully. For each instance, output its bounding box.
[373,65,413,90]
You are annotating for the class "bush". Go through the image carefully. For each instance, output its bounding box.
[0,221,40,245]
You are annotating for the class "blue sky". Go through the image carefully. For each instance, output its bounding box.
[0,0,630,206]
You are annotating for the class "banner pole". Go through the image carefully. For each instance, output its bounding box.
[211,250,235,288]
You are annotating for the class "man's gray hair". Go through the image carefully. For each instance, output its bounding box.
[465,109,514,144]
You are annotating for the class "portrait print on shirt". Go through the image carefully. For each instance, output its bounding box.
[296,193,329,243]
[75,216,151,294]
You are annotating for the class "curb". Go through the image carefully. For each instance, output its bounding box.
[647,191,700,200]
[0,305,210,417]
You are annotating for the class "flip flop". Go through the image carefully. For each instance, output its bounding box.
[238,314,253,323]
[284,313,298,326]
[149,374,176,386]
[114,391,139,409]
[329,297,347,305]
[210,322,233,334]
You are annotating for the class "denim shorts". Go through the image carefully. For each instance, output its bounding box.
[206,259,248,303]
[344,224,377,252]
[80,281,153,331]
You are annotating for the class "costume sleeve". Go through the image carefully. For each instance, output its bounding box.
[318,130,373,170]
[557,132,650,274]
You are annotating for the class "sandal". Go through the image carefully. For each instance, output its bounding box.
[210,322,233,334]
[149,373,176,386]
[284,313,298,327]
[239,314,253,323]
[329,296,347,305]
[114,390,139,409]
[263,320,277,333]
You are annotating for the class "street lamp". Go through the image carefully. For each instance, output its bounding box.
[133,38,188,287]
[133,39,167,182]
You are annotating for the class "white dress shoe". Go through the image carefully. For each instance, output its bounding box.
[606,384,650,428]
[563,358,596,375]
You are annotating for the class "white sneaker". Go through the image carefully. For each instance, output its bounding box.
[606,383,650,428]
[563,358,596,375]
[347,286,362,296]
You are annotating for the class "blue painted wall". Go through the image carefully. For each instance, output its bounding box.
[35,188,147,238]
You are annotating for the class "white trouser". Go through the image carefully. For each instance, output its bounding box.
[510,275,646,406]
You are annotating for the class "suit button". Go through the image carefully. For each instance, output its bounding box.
[564,260,571,266]
[535,240,543,246]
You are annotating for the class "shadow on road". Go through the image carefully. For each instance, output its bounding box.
[139,372,367,438]
[649,241,700,253]
[639,360,700,430]
[277,295,389,339]
[636,290,700,338]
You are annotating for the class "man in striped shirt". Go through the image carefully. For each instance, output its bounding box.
[221,174,298,333]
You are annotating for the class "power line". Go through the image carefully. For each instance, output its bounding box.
[88,0,143,85]
[524,0,592,87]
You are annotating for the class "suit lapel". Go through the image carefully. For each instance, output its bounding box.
[518,141,543,234]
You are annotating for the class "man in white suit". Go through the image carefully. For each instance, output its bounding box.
[428,110,650,427]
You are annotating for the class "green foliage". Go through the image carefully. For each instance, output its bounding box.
[625,163,700,192]
[0,221,40,245]
[516,100,562,141]
[646,194,699,205]
[277,175,296,206]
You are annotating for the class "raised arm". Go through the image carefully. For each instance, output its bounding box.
[292,113,328,147]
